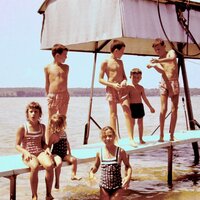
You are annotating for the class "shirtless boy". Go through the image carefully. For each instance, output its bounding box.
[147,38,179,142]
[128,68,155,144]
[44,44,70,119]
[99,40,136,146]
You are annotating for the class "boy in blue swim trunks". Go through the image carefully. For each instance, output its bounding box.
[128,68,155,144]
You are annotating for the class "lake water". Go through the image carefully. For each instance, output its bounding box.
[0,96,200,199]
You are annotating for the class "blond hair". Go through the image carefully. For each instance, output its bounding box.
[48,113,66,135]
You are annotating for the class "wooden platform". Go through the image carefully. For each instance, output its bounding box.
[1,130,200,200]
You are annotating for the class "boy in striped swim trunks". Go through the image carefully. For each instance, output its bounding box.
[99,40,136,147]
[147,38,179,142]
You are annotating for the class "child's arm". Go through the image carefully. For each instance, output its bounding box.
[151,49,177,63]
[42,125,51,155]
[44,66,50,95]
[15,126,32,161]
[147,62,164,74]
[66,140,71,155]
[89,152,100,179]
[120,62,127,87]
[99,60,122,90]
[141,87,155,113]
[120,149,132,189]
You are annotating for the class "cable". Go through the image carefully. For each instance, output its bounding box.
[157,0,200,57]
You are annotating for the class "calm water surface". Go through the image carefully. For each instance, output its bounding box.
[0,96,200,199]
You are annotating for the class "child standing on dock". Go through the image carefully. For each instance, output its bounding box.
[89,126,132,200]
[15,102,54,200]
[44,44,70,134]
[128,68,155,144]
[147,38,179,142]
[48,113,81,189]
[99,40,136,147]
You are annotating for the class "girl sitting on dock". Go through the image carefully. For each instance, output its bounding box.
[15,102,54,200]
[89,126,132,200]
[48,113,81,189]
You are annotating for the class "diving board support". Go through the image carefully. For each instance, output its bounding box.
[5,175,17,200]
[177,43,199,164]
[168,144,173,186]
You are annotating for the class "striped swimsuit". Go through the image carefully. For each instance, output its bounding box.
[22,122,44,156]
[100,147,122,194]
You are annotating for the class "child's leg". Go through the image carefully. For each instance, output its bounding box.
[108,101,117,134]
[138,118,145,144]
[159,94,168,142]
[64,155,82,180]
[37,152,54,199]
[53,155,62,189]
[111,188,123,200]
[23,156,40,199]
[121,99,136,147]
[100,187,110,200]
[169,95,179,141]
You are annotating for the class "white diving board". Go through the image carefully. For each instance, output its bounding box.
[0,130,200,200]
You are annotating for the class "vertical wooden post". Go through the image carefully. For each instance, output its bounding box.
[10,175,17,200]
[177,43,199,165]
[168,144,173,186]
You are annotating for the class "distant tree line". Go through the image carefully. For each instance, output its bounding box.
[0,87,200,97]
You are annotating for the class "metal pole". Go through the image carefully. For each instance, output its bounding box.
[83,40,111,144]
[177,43,199,165]
[84,43,98,144]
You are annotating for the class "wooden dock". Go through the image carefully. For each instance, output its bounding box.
[0,130,200,200]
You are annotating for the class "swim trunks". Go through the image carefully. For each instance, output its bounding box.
[130,103,145,119]
[106,86,128,103]
[159,79,179,96]
[47,90,70,115]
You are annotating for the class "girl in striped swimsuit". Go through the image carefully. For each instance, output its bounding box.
[89,126,132,200]
[16,102,54,200]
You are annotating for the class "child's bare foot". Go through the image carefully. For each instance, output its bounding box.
[71,176,82,181]
[158,138,164,142]
[170,135,177,142]
[140,140,146,144]
[46,194,54,200]
[32,195,38,200]
[129,140,138,147]
[55,182,59,189]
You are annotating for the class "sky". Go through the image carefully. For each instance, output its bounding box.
[0,0,200,89]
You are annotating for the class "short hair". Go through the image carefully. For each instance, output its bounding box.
[100,126,116,140]
[49,113,66,135]
[130,68,142,77]
[110,40,126,53]
[26,102,42,120]
[52,44,68,57]
[152,38,165,48]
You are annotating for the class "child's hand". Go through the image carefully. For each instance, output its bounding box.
[24,152,32,161]
[89,170,95,180]
[120,80,127,88]
[122,176,130,189]
[45,148,52,156]
[151,58,159,63]
[150,107,155,113]
[113,83,122,91]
